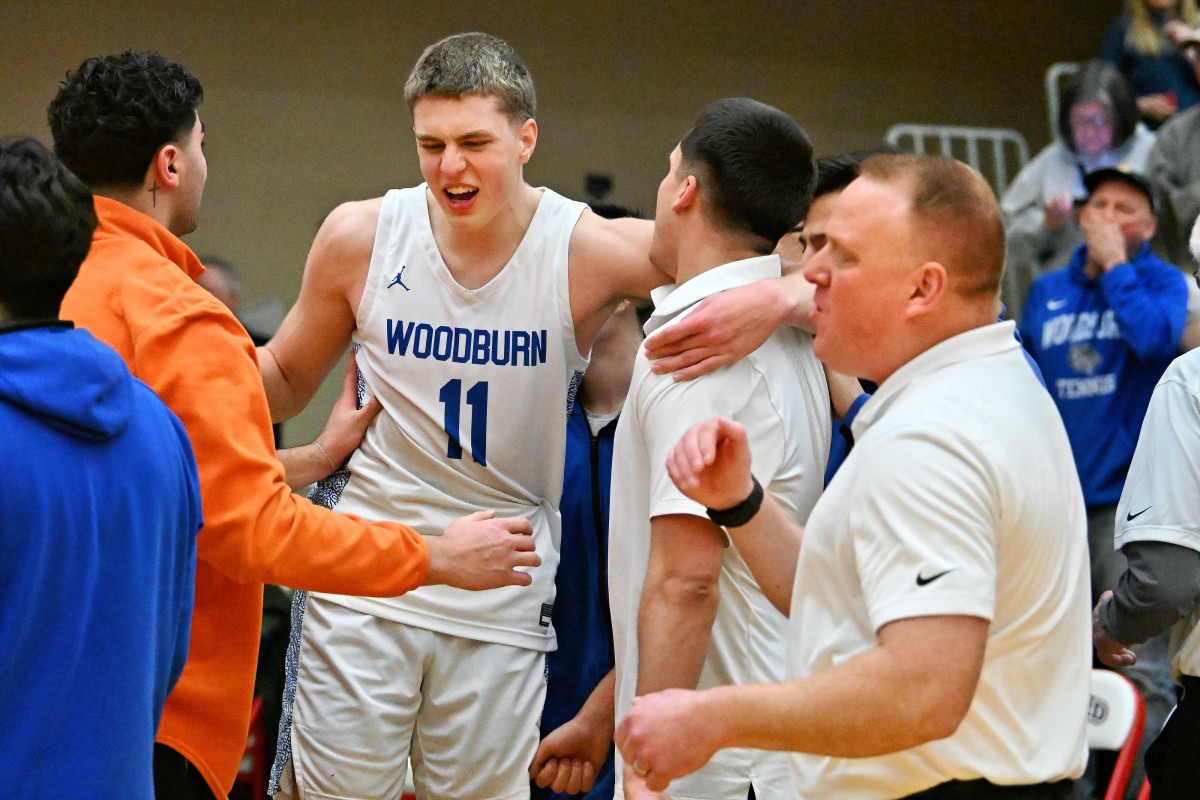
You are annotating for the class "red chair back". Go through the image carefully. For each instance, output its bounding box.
[1087,669,1146,800]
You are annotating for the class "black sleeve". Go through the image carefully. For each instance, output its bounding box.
[1099,540,1200,645]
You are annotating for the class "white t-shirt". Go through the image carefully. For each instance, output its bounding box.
[317,185,589,652]
[788,322,1091,799]
[1115,348,1200,680]
[609,255,830,800]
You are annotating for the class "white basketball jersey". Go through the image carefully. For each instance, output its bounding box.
[314,185,588,651]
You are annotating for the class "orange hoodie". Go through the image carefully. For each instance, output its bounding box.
[61,197,429,798]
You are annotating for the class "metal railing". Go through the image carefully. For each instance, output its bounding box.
[885,123,1031,196]
[1045,61,1082,142]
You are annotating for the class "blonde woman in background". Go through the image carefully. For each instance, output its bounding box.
[1101,0,1200,127]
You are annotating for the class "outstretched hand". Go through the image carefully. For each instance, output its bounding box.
[643,279,792,381]
[425,511,538,590]
[665,417,754,511]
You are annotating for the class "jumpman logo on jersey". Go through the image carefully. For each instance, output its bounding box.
[387,266,410,291]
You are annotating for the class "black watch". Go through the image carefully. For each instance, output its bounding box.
[706,476,763,528]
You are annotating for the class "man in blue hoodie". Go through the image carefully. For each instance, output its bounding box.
[0,138,202,799]
[1020,166,1187,795]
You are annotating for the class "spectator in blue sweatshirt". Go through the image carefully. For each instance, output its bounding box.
[0,138,202,799]
[1020,165,1186,796]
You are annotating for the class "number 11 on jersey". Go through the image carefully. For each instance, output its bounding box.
[439,379,488,466]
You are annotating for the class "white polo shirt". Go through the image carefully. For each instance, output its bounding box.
[1115,348,1200,680]
[789,322,1091,799]
[609,255,830,800]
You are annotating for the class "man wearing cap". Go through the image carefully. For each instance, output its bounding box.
[1093,214,1200,797]
[1020,166,1187,788]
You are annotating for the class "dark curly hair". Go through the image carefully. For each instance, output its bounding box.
[48,51,203,189]
[0,138,97,320]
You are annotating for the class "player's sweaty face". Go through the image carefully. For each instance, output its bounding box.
[412,95,533,220]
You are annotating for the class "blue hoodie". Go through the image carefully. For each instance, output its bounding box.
[0,324,201,799]
[1020,243,1187,506]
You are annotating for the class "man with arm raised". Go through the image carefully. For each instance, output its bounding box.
[618,155,1092,800]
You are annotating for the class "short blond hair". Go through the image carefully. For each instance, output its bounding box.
[859,154,1004,299]
[404,32,536,124]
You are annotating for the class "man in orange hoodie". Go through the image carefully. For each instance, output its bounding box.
[49,50,540,800]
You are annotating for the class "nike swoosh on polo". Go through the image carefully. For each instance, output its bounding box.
[916,568,957,586]
[1047,299,1068,311]
[1126,506,1152,521]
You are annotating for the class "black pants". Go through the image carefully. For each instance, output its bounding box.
[1145,674,1200,799]
[902,778,1080,799]
[154,743,217,800]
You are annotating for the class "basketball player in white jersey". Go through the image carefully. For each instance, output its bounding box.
[261,33,799,800]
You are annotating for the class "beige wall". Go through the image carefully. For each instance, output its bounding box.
[1,0,1119,443]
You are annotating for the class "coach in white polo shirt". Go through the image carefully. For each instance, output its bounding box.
[1094,215,1200,796]
[616,154,1092,800]
[608,98,829,800]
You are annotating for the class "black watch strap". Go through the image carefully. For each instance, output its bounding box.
[706,476,763,528]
